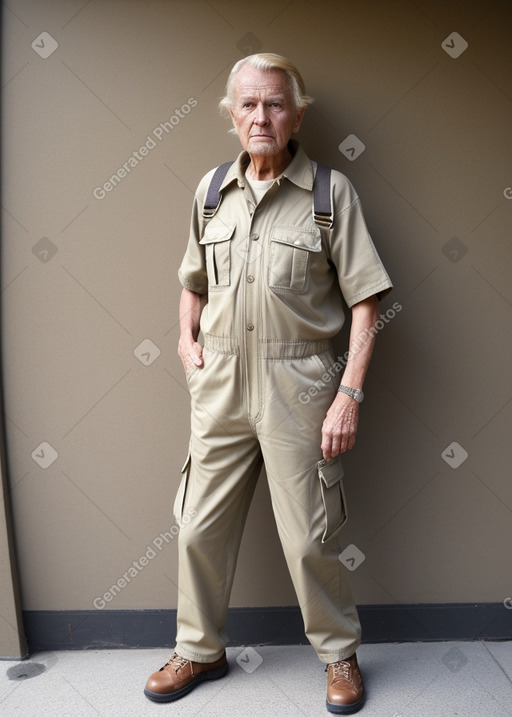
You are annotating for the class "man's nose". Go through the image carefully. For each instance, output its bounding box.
[254,103,269,124]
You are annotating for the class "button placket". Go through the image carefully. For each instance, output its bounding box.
[243,230,260,335]
[241,218,262,419]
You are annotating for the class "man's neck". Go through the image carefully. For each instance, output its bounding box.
[246,147,293,180]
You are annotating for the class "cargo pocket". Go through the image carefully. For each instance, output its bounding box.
[318,455,347,543]
[268,225,322,294]
[199,218,235,288]
[173,448,191,522]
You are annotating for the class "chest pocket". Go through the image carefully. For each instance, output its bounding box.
[268,225,322,294]
[199,218,236,288]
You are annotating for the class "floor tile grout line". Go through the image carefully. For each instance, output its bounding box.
[481,642,512,689]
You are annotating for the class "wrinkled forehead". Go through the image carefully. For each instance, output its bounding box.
[233,66,292,99]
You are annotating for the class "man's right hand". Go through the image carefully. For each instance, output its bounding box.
[178,288,207,374]
[178,335,204,375]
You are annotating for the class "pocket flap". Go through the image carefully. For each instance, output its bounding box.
[200,218,235,244]
[318,455,344,488]
[180,449,191,473]
[271,225,322,252]
[174,448,192,522]
[318,455,347,543]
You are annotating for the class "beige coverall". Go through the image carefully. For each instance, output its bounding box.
[175,141,392,665]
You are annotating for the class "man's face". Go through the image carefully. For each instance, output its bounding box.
[229,64,305,157]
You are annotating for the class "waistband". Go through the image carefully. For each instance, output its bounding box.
[204,334,333,359]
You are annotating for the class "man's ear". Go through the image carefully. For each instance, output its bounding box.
[228,108,237,130]
[293,108,306,133]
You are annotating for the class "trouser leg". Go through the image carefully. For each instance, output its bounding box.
[258,353,361,663]
[174,349,262,663]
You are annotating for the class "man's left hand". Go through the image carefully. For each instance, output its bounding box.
[321,392,360,461]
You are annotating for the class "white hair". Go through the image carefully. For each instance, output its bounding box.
[219,53,314,113]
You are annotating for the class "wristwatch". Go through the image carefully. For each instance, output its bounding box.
[337,385,364,403]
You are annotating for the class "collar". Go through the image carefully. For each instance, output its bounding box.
[219,140,315,193]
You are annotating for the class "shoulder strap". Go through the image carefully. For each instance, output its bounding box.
[202,161,234,219]
[313,163,333,229]
[203,160,333,228]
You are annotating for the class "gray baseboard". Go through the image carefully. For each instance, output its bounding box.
[21,604,511,653]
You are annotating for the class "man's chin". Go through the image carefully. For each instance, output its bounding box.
[247,141,277,156]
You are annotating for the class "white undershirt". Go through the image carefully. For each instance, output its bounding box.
[245,173,276,204]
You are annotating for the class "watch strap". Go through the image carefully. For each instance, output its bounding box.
[337,385,364,403]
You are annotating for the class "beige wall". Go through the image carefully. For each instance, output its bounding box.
[1,0,511,623]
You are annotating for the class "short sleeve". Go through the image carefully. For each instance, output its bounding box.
[328,172,393,307]
[177,169,217,295]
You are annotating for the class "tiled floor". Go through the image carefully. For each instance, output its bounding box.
[1,642,511,716]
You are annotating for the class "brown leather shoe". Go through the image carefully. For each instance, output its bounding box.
[144,651,228,702]
[326,653,365,714]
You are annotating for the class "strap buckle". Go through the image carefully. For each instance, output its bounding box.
[313,211,334,229]
[202,195,223,220]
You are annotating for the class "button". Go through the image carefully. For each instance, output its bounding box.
[250,233,259,240]
[247,275,254,283]
[247,323,254,331]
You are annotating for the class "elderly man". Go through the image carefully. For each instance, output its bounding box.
[145,53,392,714]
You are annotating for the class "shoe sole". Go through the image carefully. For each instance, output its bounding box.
[144,662,229,702]
[326,693,365,714]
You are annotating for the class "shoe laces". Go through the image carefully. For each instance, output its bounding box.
[331,660,351,680]
[168,653,189,672]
